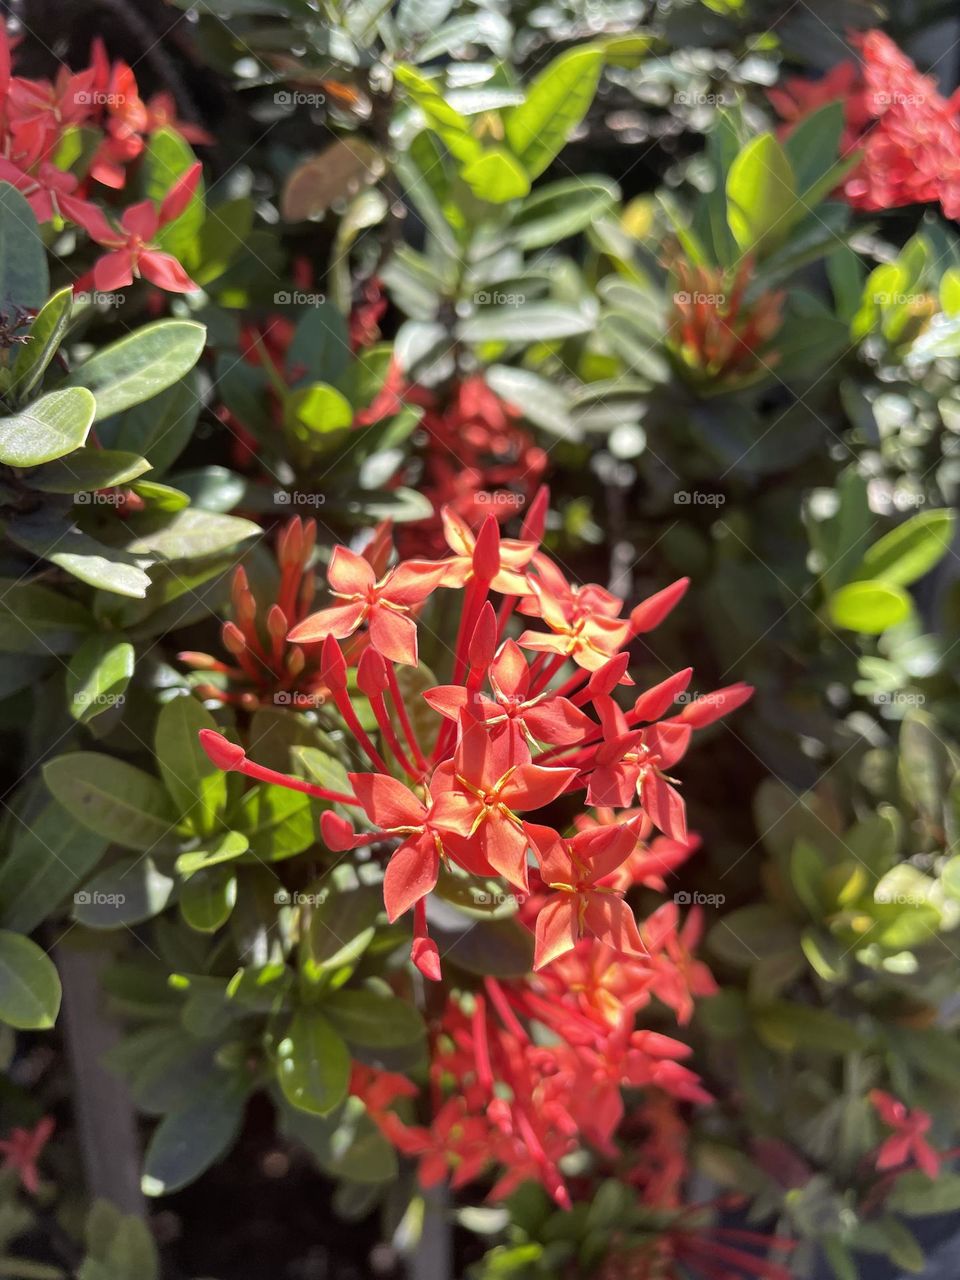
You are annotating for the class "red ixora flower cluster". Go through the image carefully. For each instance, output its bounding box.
[770,29,960,218]
[200,488,751,976]
[197,493,750,1205]
[0,31,208,294]
[869,1089,941,1179]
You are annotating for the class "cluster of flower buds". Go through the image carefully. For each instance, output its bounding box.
[667,259,785,384]
[0,32,208,293]
[180,516,338,709]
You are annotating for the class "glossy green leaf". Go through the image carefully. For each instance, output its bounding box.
[28,446,151,493]
[0,387,96,467]
[0,182,49,315]
[154,696,228,833]
[458,301,595,344]
[43,753,178,851]
[726,133,796,255]
[176,831,249,878]
[462,146,530,203]
[66,636,134,724]
[510,177,618,249]
[5,513,152,598]
[123,508,258,560]
[858,509,955,587]
[277,1009,351,1116]
[66,320,206,420]
[144,128,205,258]
[9,286,73,402]
[73,855,175,928]
[504,46,604,179]
[103,372,201,477]
[141,1074,246,1196]
[828,580,912,634]
[0,930,61,1030]
[180,867,237,932]
[324,989,425,1048]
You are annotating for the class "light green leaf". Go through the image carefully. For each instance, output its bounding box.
[43,752,178,851]
[66,636,134,724]
[828,580,912,634]
[461,146,530,203]
[510,177,618,249]
[176,831,249,878]
[180,867,237,932]
[277,1009,351,1116]
[143,128,204,259]
[5,516,152,598]
[0,387,96,467]
[0,931,60,1030]
[28,447,151,493]
[9,286,73,402]
[504,46,604,179]
[726,133,796,255]
[123,508,258,560]
[458,301,595,344]
[66,320,206,420]
[858,509,955,587]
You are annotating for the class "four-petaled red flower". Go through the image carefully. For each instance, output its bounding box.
[869,1089,940,1179]
[0,1117,54,1195]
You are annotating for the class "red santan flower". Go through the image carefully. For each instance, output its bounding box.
[771,29,960,219]
[198,490,752,1206]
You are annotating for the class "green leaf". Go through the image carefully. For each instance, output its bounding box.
[754,1002,866,1055]
[461,146,530,203]
[141,1074,246,1196]
[900,711,951,824]
[65,320,206,420]
[510,177,618,249]
[428,906,534,977]
[303,883,381,976]
[458,301,595,344]
[0,580,94,654]
[828,580,912,633]
[122,508,258,560]
[286,383,354,446]
[9,286,73,402]
[323,989,425,1048]
[5,512,152,598]
[28,447,151,494]
[235,784,315,861]
[0,182,49,315]
[277,1009,351,1116]
[43,753,179,851]
[180,867,237,932]
[726,133,796,256]
[0,930,61,1030]
[176,831,249,878]
[504,46,604,179]
[784,101,844,197]
[887,1170,960,1215]
[707,904,800,968]
[66,636,134,724]
[857,509,955,587]
[154,696,228,834]
[789,839,827,917]
[73,855,175,928]
[0,795,107,933]
[103,372,201,477]
[143,128,204,258]
[0,387,96,467]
